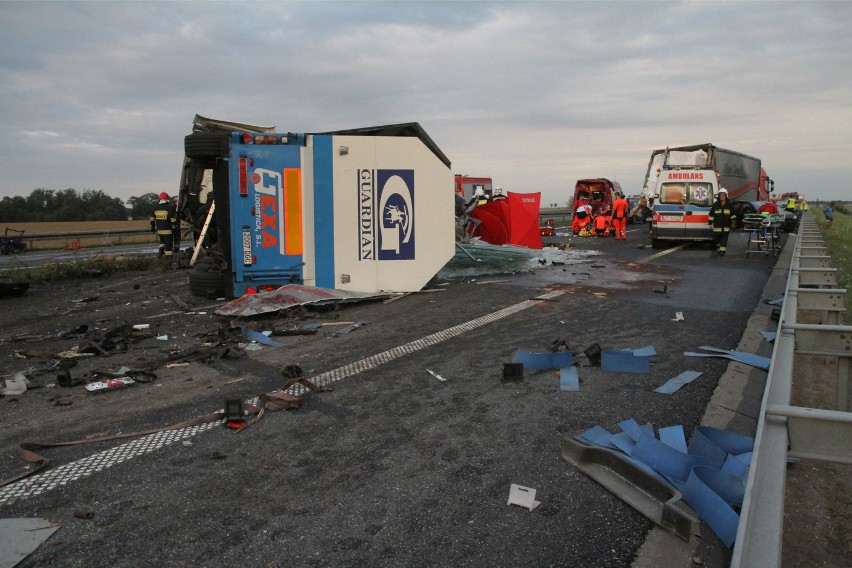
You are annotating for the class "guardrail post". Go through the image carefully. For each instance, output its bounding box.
[786,324,852,411]
[792,287,847,325]
[765,404,852,463]
[798,255,832,269]
[793,267,838,288]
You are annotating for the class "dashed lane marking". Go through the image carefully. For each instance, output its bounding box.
[0,289,565,506]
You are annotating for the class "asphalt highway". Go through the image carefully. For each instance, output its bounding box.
[0,224,785,567]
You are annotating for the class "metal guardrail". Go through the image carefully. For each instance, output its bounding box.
[21,228,152,242]
[731,213,852,567]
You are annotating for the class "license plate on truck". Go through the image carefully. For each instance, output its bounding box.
[242,228,252,266]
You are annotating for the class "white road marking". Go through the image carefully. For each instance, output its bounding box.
[0,289,566,506]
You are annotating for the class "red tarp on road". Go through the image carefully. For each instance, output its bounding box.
[469,192,542,249]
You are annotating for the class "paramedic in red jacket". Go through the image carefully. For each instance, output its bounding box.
[594,209,612,237]
[611,192,629,240]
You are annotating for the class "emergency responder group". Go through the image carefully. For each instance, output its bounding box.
[150,192,180,264]
[572,191,631,240]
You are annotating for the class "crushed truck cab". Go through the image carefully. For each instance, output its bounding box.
[180,117,455,298]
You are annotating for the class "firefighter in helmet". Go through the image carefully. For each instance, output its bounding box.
[150,192,178,263]
[708,188,733,256]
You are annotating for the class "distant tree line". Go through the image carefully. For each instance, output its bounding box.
[0,189,161,222]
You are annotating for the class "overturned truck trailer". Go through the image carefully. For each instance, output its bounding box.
[179,115,455,298]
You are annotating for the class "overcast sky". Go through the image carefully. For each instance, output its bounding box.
[2,1,850,206]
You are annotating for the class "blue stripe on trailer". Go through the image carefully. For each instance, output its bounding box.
[313,135,335,288]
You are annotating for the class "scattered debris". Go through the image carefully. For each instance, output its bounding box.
[512,350,574,370]
[0,518,60,566]
[214,284,392,317]
[241,328,285,348]
[73,510,95,520]
[559,367,580,391]
[654,371,704,394]
[601,351,651,374]
[507,483,541,511]
[683,346,771,370]
[583,343,602,367]
[502,363,524,381]
[85,378,134,393]
[760,331,777,343]
[426,369,447,382]
[2,373,29,396]
[672,312,684,321]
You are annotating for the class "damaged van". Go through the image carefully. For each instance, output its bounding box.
[573,178,621,217]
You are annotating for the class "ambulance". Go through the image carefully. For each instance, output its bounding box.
[645,144,763,249]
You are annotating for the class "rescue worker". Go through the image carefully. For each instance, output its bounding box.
[492,186,507,201]
[611,192,629,240]
[150,192,178,263]
[785,196,797,213]
[465,187,490,211]
[799,198,809,212]
[708,188,733,256]
[593,209,612,237]
[572,199,593,235]
[757,201,780,217]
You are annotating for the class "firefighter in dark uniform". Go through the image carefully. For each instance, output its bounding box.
[150,192,178,262]
[708,188,733,256]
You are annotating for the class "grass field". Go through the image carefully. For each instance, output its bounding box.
[813,206,851,324]
[1,221,160,251]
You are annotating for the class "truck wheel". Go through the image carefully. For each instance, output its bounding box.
[189,269,228,298]
[185,134,229,159]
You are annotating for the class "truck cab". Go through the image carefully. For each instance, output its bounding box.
[650,169,717,248]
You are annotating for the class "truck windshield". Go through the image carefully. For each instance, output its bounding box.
[659,183,713,206]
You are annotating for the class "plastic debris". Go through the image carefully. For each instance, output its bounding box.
[559,367,579,391]
[426,369,447,382]
[507,483,541,511]
[672,312,684,321]
[601,351,651,374]
[654,371,704,394]
[2,373,29,396]
[85,378,135,393]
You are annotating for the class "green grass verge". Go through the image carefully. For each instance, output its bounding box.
[814,207,851,324]
[0,254,162,284]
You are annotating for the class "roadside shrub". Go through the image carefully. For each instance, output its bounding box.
[0,254,160,284]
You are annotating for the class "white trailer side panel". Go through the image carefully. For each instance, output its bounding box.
[329,135,455,293]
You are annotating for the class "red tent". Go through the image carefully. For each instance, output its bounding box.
[468,192,542,249]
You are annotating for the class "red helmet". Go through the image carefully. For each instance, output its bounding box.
[158,192,169,200]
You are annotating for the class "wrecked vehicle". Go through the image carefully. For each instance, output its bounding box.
[178,115,456,298]
[573,179,621,218]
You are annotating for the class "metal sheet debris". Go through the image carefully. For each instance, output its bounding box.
[0,518,60,567]
[215,284,391,317]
